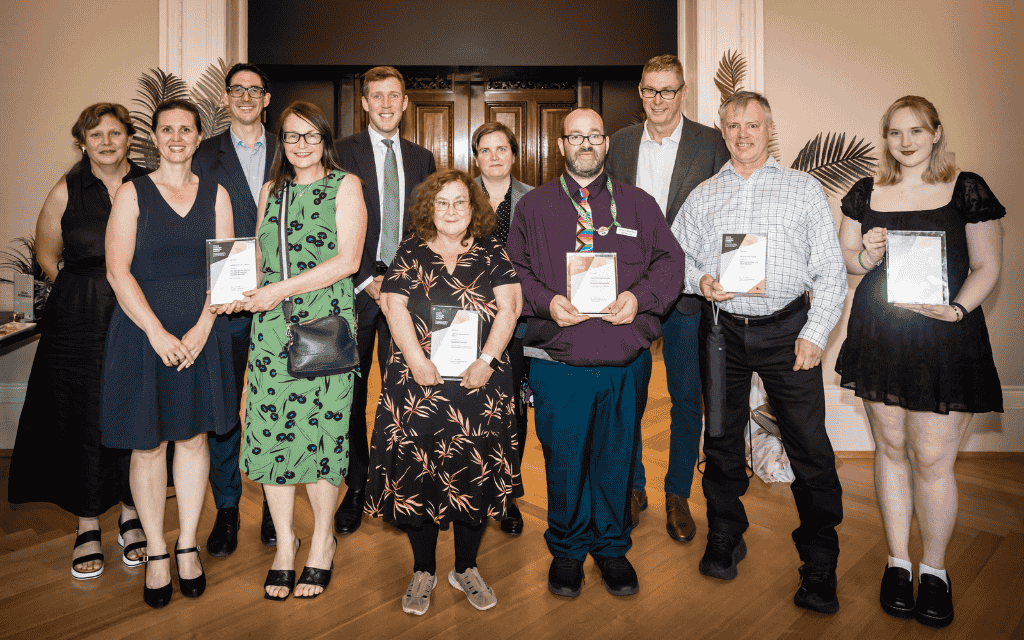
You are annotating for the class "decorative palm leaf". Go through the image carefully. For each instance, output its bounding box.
[768,126,782,163]
[791,132,877,197]
[191,57,231,137]
[714,49,747,104]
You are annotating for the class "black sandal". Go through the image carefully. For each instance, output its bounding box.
[71,528,104,580]
[142,553,172,609]
[294,536,336,599]
[264,538,301,601]
[174,541,206,598]
[118,517,147,568]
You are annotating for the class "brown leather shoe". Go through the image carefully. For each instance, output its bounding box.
[630,490,648,527]
[666,493,697,542]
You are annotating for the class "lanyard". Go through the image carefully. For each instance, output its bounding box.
[560,175,620,235]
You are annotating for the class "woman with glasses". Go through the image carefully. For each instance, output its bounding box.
[232,101,366,601]
[365,168,523,615]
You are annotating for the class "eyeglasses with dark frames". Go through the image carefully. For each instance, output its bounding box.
[281,131,323,144]
[561,133,607,146]
[639,86,683,100]
[227,85,267,98]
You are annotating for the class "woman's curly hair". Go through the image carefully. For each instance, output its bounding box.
[408,169,495,245]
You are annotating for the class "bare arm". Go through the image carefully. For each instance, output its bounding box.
[34,177,68,282]
[105,182,193,368]
[382,292,441,386]
[243,174,368,312]
[461,282,522,389]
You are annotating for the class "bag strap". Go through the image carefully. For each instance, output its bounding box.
[277,182,294,322]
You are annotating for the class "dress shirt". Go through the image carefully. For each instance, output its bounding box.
[367,126,407,262]
[229,124,267,207]
[507,172,685,367]
[672,156,846,349]
[636,117,683,215]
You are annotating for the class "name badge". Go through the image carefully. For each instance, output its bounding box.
[617,227,637,238]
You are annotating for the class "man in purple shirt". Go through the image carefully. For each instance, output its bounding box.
[507,109,685,598]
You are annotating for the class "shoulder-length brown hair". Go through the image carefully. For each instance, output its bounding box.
[877,95,955,186]
[409,169,495,245]
[268,101,343,196]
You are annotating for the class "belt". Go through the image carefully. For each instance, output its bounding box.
[714,293,808,327]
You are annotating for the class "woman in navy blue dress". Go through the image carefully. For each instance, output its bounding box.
[102,100,236,608]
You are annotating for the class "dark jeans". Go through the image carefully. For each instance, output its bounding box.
[346,295,392,489]
[698,301,842,564]
[633,308,703,497]
[208,313,250,509]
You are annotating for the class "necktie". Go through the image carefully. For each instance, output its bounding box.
[380,138,400,264]
[575,187,594,252]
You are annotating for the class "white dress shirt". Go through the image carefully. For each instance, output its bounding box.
[367,126,406,262]
[636,117,683,216]
[672,156,847,349]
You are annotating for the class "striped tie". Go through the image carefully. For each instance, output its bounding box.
[575,187,594,252]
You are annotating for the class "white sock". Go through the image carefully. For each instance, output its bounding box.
[888,556,912,573]
[919,562,949,586]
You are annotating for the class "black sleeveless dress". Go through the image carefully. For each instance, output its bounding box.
[835,172,1004,415]
[100,175,236,449]
[8,158,148,517]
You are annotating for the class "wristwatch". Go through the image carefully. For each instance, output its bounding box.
[478,353,500,370]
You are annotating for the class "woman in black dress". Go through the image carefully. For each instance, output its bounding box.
[9,103,149,580]
[367,169,523,615]
[102,100,236,608]
[835,96,1004,628]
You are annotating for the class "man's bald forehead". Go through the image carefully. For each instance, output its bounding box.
[563,108,604,134]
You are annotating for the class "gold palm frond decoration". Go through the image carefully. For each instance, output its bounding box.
[191,57,231,138]
[714,50,747,104]
[130,68,189,169]
[791,132,877,197]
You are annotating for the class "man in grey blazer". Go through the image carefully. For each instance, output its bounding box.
[472,121,532,537]
[605,54,729,543]
[192,62,279,555]
[332,66,437,535]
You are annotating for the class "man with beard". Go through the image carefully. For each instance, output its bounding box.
[507,109,685,598]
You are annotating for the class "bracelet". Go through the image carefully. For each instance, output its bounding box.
[950,301,968,323]
[857,250,878,271]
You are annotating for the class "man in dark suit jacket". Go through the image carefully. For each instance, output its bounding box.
[192,62,278,555]
[332,66,437,535]
[606,54,729,544]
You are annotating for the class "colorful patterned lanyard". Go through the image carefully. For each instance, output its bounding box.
[560,175,619,252]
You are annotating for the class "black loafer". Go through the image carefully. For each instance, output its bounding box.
[793,561,839,614]
[260,498,277,547]
[500,501,524,536]
[879,565,914,619]
[592,555,639,596]
[333,487,365,535]
[698,530,746,580]
[548,557,585,598]
[206,507,239,557]
[914,574,953,628]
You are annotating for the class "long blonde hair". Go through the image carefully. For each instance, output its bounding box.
[876,95,955,186]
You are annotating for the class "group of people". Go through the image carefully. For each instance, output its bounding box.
[8,55,1003,629]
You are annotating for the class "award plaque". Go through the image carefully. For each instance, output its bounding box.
[886,230,948,305]
[207,237,258,305]
[430,305,481,380]
[718,233,767,296]
[566,252,618,315]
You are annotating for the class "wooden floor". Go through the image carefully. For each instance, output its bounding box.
[2,352,1023,640]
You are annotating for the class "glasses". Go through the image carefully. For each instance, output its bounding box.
[281,131,324,144]
[639,86,683,100]
[561,133,607,146]
[227,85,267,98]
[434,199,471,212]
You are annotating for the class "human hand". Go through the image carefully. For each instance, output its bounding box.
[549,295,588,327]
[793,338,823,371]
[365,276,384,304]
[863,227,887,266]
[460,358,494,389]
[209,298,245,315]
[241,282,286,313]
[600,291,638,325]
[894,303,960,322]
[179,322,214,370]
[699,275,735,302]
[408,357,442,386]
[147,327,194,369]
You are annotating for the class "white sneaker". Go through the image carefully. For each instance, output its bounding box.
[448,567,497,610]
[402,571,436,615]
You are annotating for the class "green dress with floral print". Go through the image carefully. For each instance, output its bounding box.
[242,171,355,486]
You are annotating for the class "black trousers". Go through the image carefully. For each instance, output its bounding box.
[346,295,392,488]
[507,333,530,467]
[699,301,843,564]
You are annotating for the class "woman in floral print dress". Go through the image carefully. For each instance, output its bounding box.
[366,169,523,615]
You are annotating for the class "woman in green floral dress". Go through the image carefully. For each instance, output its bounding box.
[236,101,366,600]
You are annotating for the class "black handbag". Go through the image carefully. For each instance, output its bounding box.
[276,182,359,377]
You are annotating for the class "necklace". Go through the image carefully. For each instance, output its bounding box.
[293,175,324,197]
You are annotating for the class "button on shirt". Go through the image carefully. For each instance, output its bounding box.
[636,117,683,215]
[229,125,267,207]
[672,156,847,349]
[367,126,406,262]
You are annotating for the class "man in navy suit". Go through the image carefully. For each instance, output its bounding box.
[192,63,278,555]
[332,66,437,535]
[605,54,729,543]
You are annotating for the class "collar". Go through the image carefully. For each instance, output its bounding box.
[230,124,266,150]
[724,154,781,179]
[564,171,608,202]
[78,155,145,187]
[641,116,684,146]
[367,125,400,149]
